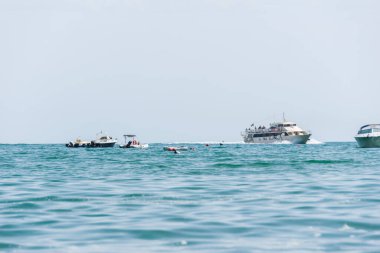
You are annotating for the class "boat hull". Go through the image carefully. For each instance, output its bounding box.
[243,134,311,144]
[120,144,149,149]
[91,142,116,148]
[66,143,89,148]
[355,136,380,148]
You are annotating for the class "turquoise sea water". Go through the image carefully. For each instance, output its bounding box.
[1,143,380,252]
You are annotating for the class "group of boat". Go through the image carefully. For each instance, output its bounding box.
[242,119,380,148]
[66,118,380,149]
[66,133,148,149]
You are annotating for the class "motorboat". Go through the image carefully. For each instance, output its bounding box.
[242,118,311,144]
[89,133,117,147]
[120,134,149,149]
[355,124,380,148]
[66,138,90,148]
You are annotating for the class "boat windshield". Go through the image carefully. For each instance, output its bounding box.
[359,129,372,134]
[358,125,380,134]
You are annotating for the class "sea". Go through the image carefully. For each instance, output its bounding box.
[1,142,380,253]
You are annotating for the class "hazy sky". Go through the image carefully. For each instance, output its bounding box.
[1,0,379,143]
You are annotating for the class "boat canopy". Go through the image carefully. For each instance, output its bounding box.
[124,134,136,137]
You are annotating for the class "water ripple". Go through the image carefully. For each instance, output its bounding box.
[1,143,380,252]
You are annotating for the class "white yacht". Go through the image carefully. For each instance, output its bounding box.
[90,133,117,147]
[355,124,380,148]
[242,120,311,144]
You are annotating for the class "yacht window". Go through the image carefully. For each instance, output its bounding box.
[359,129,372,134]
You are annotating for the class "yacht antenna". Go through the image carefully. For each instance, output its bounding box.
[283,112,286,122]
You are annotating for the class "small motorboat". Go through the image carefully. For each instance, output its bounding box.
[355,124,380,148]
[89,132,117,147]
[66,138,90,148]
[120,134,149,149]
[163,146,189,151]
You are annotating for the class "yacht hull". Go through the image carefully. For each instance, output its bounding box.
[355,136,380,148]
[244,134,311,144]
[91,142,117,148]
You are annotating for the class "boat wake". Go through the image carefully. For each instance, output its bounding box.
[307,139,324,145]
[273,140,292,144]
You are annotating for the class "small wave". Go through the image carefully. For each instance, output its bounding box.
[305,159,353,164]
[0,242,19,250]
[10,202,40,210]
[212,163,245,168]
[339,224,352,231]
[212,161,274,168]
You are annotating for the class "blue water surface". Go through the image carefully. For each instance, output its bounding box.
[1,143,380,252]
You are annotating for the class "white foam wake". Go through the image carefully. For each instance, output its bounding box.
[307,139,324,144]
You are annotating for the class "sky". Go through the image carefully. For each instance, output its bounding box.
[0,0,379,143]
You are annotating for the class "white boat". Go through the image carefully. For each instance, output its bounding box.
[242,120,311,144]
[90,133,117,147]
[66,138,90,148]
[355,124,380,148]
[120,134,149,149]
